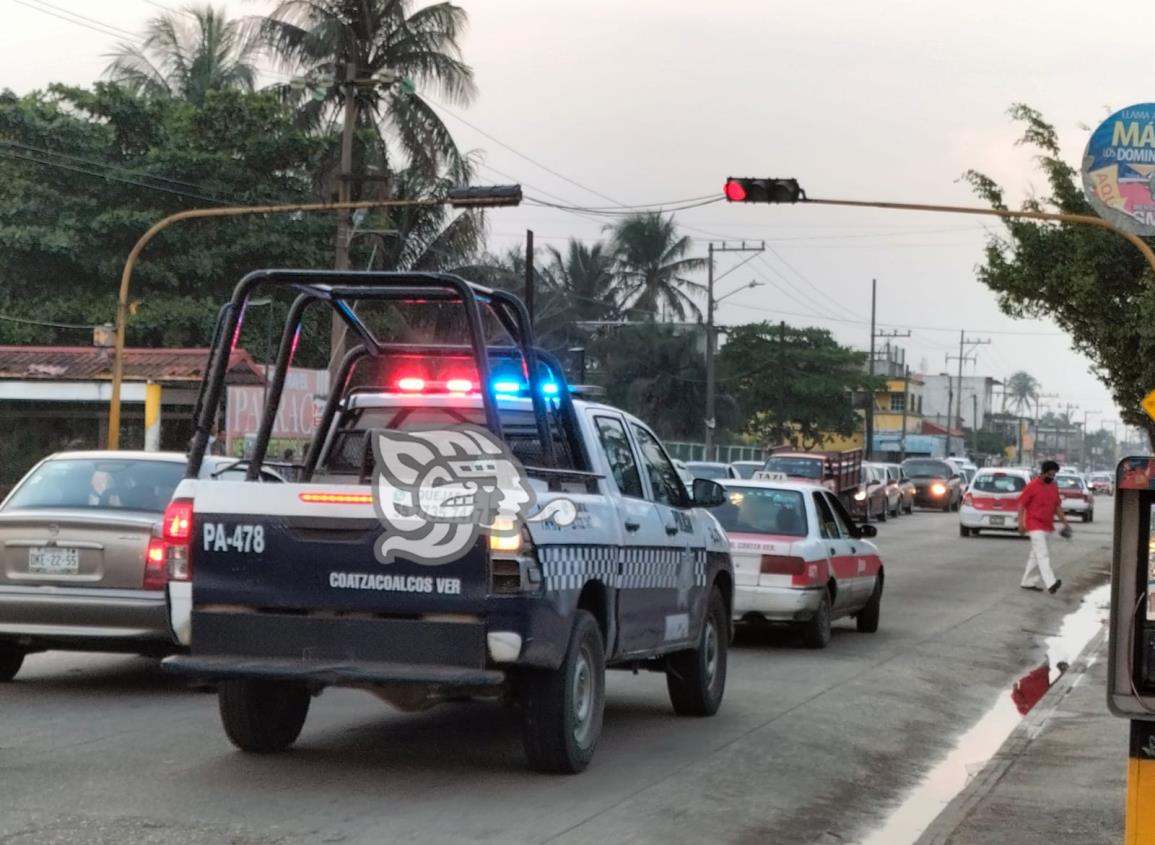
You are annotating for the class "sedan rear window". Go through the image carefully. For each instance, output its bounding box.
[713,488,808,537]
[1056,475,1085,490]
[686,463,731,480]
[972,474,1026,493]
[4,459,186,513]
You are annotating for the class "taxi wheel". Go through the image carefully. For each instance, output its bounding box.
[857,578,883,633]
[959,525,971,537]
[666,587,728,717]
[521,610,605,774]
[800,591,832,650]
[0,644,24,682]
[218,679,311,753]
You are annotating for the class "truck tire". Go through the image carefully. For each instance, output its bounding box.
[218,679,311,754]
[520,610,605,774]
[857,578,882,633]
[666,587,728,717]
[0,644,24,681]
[800,590,832,649]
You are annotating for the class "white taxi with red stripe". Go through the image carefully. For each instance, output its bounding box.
[715,478,884,649]
[959,468,1031,537]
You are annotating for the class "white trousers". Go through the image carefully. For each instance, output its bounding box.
[1021,530,1057,589]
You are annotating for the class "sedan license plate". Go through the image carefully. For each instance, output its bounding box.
[28,547,79,575]
[989,516,1005,526]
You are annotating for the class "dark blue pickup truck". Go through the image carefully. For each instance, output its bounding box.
[162,270,734,773]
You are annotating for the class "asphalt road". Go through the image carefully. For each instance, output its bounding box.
[0,500,1115,845]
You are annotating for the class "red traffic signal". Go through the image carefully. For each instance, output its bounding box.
[723,178,804,204]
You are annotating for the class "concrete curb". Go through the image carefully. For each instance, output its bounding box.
[914,623,1108,845]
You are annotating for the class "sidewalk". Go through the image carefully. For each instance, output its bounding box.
[916,631,1125,844]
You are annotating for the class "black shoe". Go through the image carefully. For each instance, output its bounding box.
[1048,579,1062,594]
[1020,585,1043,591]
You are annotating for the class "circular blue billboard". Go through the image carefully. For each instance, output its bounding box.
[1083,103,1155,236]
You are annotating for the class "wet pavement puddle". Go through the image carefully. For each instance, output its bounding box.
[855,583,1111,845]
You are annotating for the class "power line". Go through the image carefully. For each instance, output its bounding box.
[9,0,131,40]
[0,312,96,330]
[0,147,229,205]
[426,97,629,209]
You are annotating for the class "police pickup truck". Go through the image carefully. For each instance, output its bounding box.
[162,270,734,773]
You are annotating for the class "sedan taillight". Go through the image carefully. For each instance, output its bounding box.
[142,537,167,590]
[760,555,807,575]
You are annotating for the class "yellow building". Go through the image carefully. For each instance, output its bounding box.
[873,373,924,436]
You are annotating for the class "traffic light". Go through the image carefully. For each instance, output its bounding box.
[723,178,805,204]
[447,185,523,208]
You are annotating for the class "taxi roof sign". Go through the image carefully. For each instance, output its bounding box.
[1142,388,1155,423]
[753,471,789,481]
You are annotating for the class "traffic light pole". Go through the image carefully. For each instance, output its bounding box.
[729,182,1155,840]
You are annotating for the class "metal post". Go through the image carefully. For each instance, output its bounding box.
[866,278,876,460]
[144,381,161,451]
[705,242,716,461]
[1127,720,1155,843]
[329,60,359,383]
[777,320,788,443]
[525,229,535,327]
[900,366,909,461]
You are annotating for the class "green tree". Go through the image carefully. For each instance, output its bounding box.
[257,0,475,182]
[965,105,1148,440]
[0,84,332,361]
[587,324,729,440]
[105,4,260,105]
[718,321,878,448]
[608,213,706,321]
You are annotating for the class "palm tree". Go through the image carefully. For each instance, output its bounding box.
[105,5,260,105]
[1006,371,1039,415]
[544,240,621,323]
[607,213,706,321]
[256,0,476,183]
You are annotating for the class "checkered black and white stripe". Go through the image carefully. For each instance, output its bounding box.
[620,547,706,590]
[537,545,620,592]
[536,545,706,593]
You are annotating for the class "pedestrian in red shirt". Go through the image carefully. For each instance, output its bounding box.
[1017,460,1071,593]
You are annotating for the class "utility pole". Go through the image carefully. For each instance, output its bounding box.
[869,327,910,460]
[330,60,359,383]
[704,240,765,461]
[946,332,991,456]
[866,279,876,460]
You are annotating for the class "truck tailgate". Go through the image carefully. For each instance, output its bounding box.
[188,481,488,613]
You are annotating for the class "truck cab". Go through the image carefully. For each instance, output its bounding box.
[161,269,733,774]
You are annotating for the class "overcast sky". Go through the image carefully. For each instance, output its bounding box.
[3,0,1146,434]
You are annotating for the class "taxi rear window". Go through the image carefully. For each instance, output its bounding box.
[972,474,1026,494]
[1056,475,1084,490]
[713,488,807,537]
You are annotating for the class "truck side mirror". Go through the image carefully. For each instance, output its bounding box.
[691,478,727,508]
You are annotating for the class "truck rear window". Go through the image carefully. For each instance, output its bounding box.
[323,405,576,474]
[763,457,823,479]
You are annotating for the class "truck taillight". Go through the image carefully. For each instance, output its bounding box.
[489,525,542,594]
[162,499,194,581]
[143,537,167,590]
[760,555,807,575]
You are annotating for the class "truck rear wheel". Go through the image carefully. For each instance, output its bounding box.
[218,679,311,753]
[0,644,24,681]
[666,587,728,716]
[520,610,605,774]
